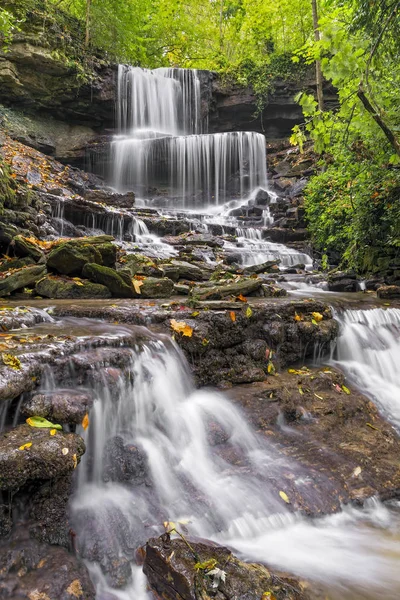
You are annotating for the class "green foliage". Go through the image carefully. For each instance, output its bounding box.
[0,7,18,50]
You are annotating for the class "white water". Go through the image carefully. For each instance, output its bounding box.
[334,308,400,427]
[112,66,269,207]
[66,331,400,599]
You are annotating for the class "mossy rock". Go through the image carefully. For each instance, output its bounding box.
[12,235,44,262]
[82,263,134,298]
[0,264,47,296]
[47,242,102,276]
[35,275,111,299]
[0,256,35,273]
[119,253,157,276]
[96,242,117,268]
[140,277,174,298]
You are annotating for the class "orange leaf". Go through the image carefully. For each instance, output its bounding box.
[82,413,89,430]
[170,319,193,337]
[236,294,247,303]
[230,311,236,322]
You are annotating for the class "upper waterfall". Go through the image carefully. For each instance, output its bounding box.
[111,66,268,207]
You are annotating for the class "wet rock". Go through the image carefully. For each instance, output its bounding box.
[144,536,318,600]
[103,436,148,484]
[174,283,190,295]
[140,277,174,298]
[328,270,358,292]
[0,222,18,249]
[0,264,47,296]
[12,234,44,262]
[261,283,288,297]
[47,241,101,276]
[0,527,95,600]
[163,232,223,248]
[171,260,204,281]
[243,260,280,275]
[85,189,135,208]
[190,278,262,301]
[254,188,271,205]
[22,390,94,425]
[0,424,85,491]
[377,285,400,299]
[119,253,156,277]
[82,263,135,298]
[36,275,111,299]
[0,256,35,273]
[266,227,309,243]
[160,263,180,282]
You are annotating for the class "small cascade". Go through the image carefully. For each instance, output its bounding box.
[111,66,268,208]
[334,308,400,427]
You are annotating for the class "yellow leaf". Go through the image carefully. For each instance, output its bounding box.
[191,311,200,317]
[50,429,57,436]
[2,353,21,370]
[267,361,276,375]
[312,312,323,322]
[279,491,290,504]
[298,387,304,395]
[342,385,351,395]
[294,312,303,322]
[72,453,78,469]
[18,442,32,451]
[170,319,193,337]
[230,311,236,322]
[314,393,324,400]
[246,306,253,318]
[133,279,143,294]
[163,521,176,532]
[82,413,89,430]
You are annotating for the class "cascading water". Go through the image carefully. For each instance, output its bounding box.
[111,66,268,207]
[62,326,400,600]
[334,307,400,427]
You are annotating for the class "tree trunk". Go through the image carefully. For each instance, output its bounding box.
[357,84,400,157]
[85,0,91,47]
[312,0,324,111]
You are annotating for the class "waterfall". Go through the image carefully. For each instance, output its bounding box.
[112,66,268,207]
[334,307,400,427]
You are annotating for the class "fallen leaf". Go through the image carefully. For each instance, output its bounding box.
[314,393,324,400]
[230,311,236,322]
[298,387,304,395]
[312,312,323,322]
[279,490,290,503]
[267,361,276,375]
[2,353,21,370]
[133,279,143,294]
[27,416,62,430]
[366,422,379,431]
[294,312,303,322]
[18,442,32,451]
[170,319,193,337]
[72,453,78,469]
[50,429,57,436]
[82,413,89,430]
[236,294,247,303]
[342,385,351,395]
[191,311,200,317]
[246,306,253,318]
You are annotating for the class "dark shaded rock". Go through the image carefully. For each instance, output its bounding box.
[0,424,85,491]
[0,222,18,248]
[328,276,358,293]
[85,189,135,208]
[47,241,102,276]
[36,275,111,299]
[377,285,400,299]
[22,390,94,425]
[174,283,190,295]
[261,283,288,297]
[0,527,95,600]
[254,188,271,205]
[163,232,223,248]
[29,474,74,547]
[82,263,135,298]
[96,242,117,268]
[12,235,44,261]
[0,264,47,296]
[144,536,318,600]
[0,256,35,273]
[191,278,262,301]
[103,436,148,484]
[266,227,309,243]
[160,263,180,281]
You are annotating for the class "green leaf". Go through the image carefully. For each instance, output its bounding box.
[26,416,62,430]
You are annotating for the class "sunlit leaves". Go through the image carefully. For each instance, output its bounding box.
[170,319,193,337]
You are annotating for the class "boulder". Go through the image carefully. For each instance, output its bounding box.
[82,263,135,297]
[46,235,115,276]
[0,256,35,273]
[144,536,316,600]
[261,283,288,297]
[22,390,94,425]
[0,264,47,296]
[103,436,148,484]
[119,253,157,277]
[36,275,111,299]
[190,278,262,301]
[0,424,85,491]
[140,277,174,298]
[163,232,223,248]
[12,234,44,262]
[243,260,280,275]
[377,285,400,299]
[171,260,204,281]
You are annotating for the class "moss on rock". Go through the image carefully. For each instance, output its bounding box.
[82,262,134,297]
[35,275,111,299]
